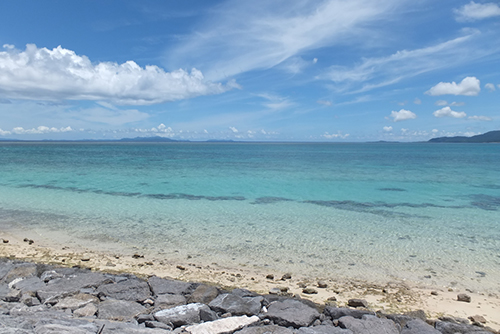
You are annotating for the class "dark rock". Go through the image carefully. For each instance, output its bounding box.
[1,263,37,284]
[347,299,368,308]
[302,288,318,294]
[401,319,440,334]
[317,281,328,289]
[154,302,209,327]
[435,320,492,334]
[188,284,219,304]
[10,276,46,293]
[405,309,427,321]
[265,299,320,328]
[457,293,471,303]
[20,292,41,306]
[469,315,487,324]
[145,320,173,330]
[281,273,292,280]
[137,313,155,323]
[231,288,258,298]
[324,307,374,320]
[40,270,64,283]
[200,307,219,321]
[97,299,146,321]
[154,293,187,309]
[235,325,294,334]
[209,293,262,316]
[296,325,353,334]
[73,303,97,317]
[97,278,151,302]
[431,291,438,296]
[266,274,274,280]
[53,293,99,311]
[338,315,399,334]
[148,276,198,296]
[269,288,281,295]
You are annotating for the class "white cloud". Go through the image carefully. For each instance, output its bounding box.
[11,126,73,135]
[485,83,496,92]
[0,128,12,135]
[433,106,467,118]
[389,109,417,122]
[383,126,393,132]
[450,101,465,106]
[454,1,500,22]
[229,126,239,133]
[426,77,480,96]
[317,100,332,106]
[313,58,318,64]
[0,44,232,105]
[167,0,406,81]
[435,100,448,106]
[322,131,349,139]
[413,98,421,105]
[258,93,294,110]
[468,115,492,121]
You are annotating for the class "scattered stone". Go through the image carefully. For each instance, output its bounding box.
[269,288,281,295]
[317,281,328,288]
[469,315,487,324]
[302,288,318,295]
[457,293,471,303]
[281,273,292,280]
[266,274,274,280]
[80,257,90,262]
[28,240,34,245]
[154,303,209,327]
[177,265,186,271]
[2,239,8,243]
[347,299,369,308]
[186,315,259,334]
[145,320,173,330]
[132,253,144,259]
[431,291,438,296]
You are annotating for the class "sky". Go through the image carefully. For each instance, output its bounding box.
[0,0,499,142]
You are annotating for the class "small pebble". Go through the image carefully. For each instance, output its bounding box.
[2,239,8,243]
[281,273,292,280]
[176,265,186,271]
[302,287,318,294]
[468,315,486,324]
[81,257,90,262]
[348,298,369,308]
[28,240,34,245]
[457,293,471,303]
[317,281,328,288]
[132,254,144,259]
[431,291,439,296]
[266,274,274,280]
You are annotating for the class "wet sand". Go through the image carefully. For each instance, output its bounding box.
[1,227,499,331]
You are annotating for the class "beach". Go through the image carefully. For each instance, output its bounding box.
[2,227,499,331]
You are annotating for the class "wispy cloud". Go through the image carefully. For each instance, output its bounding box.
[0,44,232,105]
[454,1,500,22]
[167,0,406,81]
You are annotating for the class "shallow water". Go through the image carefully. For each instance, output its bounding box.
[1,142,499,291]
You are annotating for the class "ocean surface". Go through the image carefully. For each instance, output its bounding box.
[1,142,499,291]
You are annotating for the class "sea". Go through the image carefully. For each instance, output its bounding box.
[0,142,499,292]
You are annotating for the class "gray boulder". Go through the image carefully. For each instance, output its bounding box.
[148,276,198,296]
[338,315,399,334]
[265,299,320,328]
[154,293,187,309]
[297,325,354,334]
[401,319,440,334]
[97,278,151,302]
[209,293,262,316]
[324,307,374,320]
[154,302,209,327]
[1,263,37,284]
[235,325,294,334]
[52,293,99,311]
[434,321,492,334]
[10,277,46,293]
[185,315,259,334]
[188,284,219,304]
[97,299,146,321]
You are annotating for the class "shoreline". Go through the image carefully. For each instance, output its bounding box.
[1,228,499,331]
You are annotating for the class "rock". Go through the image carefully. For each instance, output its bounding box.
[20,292,41,306]
[430,291,438,296]
[231,288,258,298]
[97,299,146,321]
[40,270,64,283]
[1,263,37,284]
[266,274,274,280]
[36,272,111,304]
[302,288,318,294]
[200,307,218,321]
[188,284,219,304]
[34,323,96,334]
[1,288,21,302]
[317,281,328,288]
[347,299,368,308]
[469,315,487,324]
[148,276,198,296]
[269,288,281,295]
[401,319,440,334]
[2,239,8,243]
[80,257,90,262]
[281,273,292,280]
[53,293,99,311]
[236,325,294,334]
[324,307,374,320]
[145,320,173,330]
[296,325,353,334]
[97,278,151,302]
[154,302,209,327]
[265,299,320,328]
[338,315,399,334]
[185,315,259,334]
[73,303,97,317]
[435,320,492,334]
[209,293,262,316]
[405,309,427,321]
[457,293,471,303]
[155,293,187,309]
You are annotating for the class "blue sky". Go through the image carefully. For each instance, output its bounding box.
[0,0,499,141]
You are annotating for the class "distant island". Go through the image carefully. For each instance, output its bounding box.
[429,130,500,143]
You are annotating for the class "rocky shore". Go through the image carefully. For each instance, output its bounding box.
[1,257,498,334]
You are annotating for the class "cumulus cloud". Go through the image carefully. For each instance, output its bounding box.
[433,106,467,118]
[454,1,500,22]
[485,83,496,92]
[0,128,12,135]
[383,126,393,132]
[0,44,232,105]
[468,115,492,121]
[426,76,480,96]
[229,126,239,133]
[389,109,417,122]
[11,126,73,135]
[322,131,349,139]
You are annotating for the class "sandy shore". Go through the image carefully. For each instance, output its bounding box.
[1,228,499,331]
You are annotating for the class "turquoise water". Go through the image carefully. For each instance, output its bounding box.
[1,142,499,291]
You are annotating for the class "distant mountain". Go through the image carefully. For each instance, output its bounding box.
[429,130,500,143]
[119,136,179,142]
